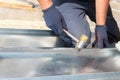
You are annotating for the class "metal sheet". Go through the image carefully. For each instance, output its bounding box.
[0,28,65,47]
[0,48,120,80]
[0,28,120,80]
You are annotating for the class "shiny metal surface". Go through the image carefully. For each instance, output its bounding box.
[0,48,120,80]
[0,28,64,47]
[0,28,120,80]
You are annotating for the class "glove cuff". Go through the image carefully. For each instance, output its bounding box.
[42,5,54,13]
[96,25,106,27]
[96,25,107,30]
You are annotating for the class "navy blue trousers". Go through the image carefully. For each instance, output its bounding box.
[54,1,120,46]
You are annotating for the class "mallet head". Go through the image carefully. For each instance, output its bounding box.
[75,35,88,51]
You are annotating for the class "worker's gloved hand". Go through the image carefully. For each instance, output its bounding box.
[43,5,73,46]
[92,25,110,48]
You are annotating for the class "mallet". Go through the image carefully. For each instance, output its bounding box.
[63,29,88,51]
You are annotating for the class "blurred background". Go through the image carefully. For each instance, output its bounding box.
[0,0,120,32]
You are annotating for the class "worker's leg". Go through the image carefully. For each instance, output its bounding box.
[86,2,120,45]
[56,3,91,47]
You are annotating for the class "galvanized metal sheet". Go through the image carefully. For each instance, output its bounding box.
[0,28,120,80]
[0,48,120,80]
[0,28,65,47]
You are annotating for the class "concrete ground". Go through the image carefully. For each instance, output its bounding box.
[0,0,47,29]
[110,1,120,27]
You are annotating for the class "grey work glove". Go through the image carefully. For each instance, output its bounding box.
[92,25,110,48]
[43,5,73,47]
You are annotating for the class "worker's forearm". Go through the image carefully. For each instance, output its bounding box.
[96,0,110,26]
[37,0,53,10]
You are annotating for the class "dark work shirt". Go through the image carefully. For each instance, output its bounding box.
[53,0,95,6]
